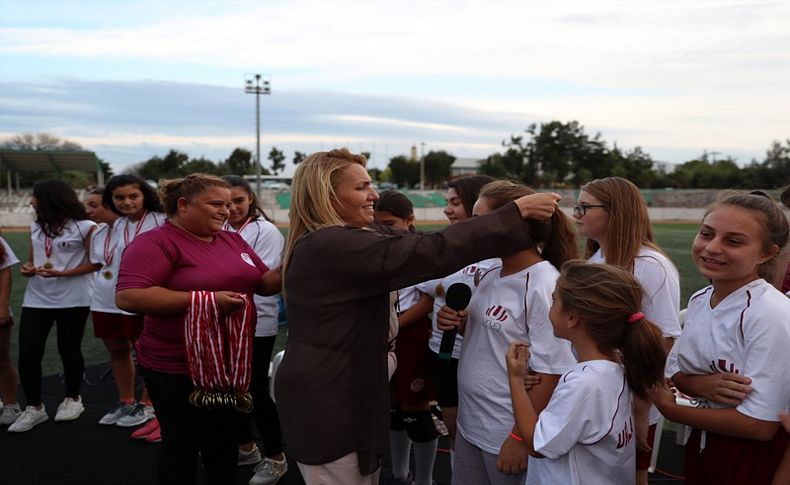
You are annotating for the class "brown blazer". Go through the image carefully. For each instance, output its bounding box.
[275,202,534,474]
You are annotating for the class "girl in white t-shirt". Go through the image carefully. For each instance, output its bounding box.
[506,261,667,485]
[574,176,681,483]
[416,175,494,461]
[223,175,289,482]
[9,180,98,433]
[0,234,21,425]
[375,190,436,485]
[655,191,790,485]
[439,180,578,485]
[92,175,166,434]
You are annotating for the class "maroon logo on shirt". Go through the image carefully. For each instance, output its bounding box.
[485,305,508,322]
[708,358,740,375]
[616,418,634,449]
[482,305,508,330]
[462,265,478,275]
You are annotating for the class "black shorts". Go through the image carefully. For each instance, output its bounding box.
[429,350,458,407]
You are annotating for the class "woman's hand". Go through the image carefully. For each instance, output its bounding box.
[436,304,467,334]
[514,193,561,220]
[215,291,246,315]
[20,262,36,277]
[506,341,531,379]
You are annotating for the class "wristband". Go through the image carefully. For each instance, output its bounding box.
[509,431,523,442]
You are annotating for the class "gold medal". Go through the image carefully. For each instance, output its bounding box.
[43,261,53,269]
[103,270,113,280]
[435,283,445,298]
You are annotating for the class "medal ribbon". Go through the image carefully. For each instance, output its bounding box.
[123,211,148,246]
[44,234,53,260]
[185,291,253,395]
[103,226,116,266]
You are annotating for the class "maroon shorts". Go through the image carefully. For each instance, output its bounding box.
[92,311,144,340]
[0,317,13,328]
[635,423,657,470]
[392,316,434,406]
[684,427,788,485]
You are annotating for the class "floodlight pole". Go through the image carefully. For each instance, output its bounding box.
[245,73,271,197]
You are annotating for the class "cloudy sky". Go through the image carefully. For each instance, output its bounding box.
[1,0,789,174]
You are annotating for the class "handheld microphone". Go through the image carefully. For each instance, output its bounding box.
[438,282,472,360]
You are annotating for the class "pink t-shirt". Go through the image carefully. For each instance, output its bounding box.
[117,221,268,374]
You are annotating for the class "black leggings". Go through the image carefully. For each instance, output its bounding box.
[237,335,284,457]
[141,366,239,485]
[18,306,89,406]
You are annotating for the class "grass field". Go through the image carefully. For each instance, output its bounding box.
[2,223,707,376]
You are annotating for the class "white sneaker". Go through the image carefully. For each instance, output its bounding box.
[116,402,154,427]
[249,454,288,485]
[238,443,263,466]
[8,405,48,432]
[98,402,136,425]
[54,396,85,422]
[0,402,22,425]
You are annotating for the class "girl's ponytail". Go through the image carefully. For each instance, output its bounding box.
[556,261,666,399]
[620,313,666,399]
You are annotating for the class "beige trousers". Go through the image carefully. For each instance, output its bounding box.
[297,452,380,485]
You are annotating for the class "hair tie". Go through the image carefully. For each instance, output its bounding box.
[628,312,645,324]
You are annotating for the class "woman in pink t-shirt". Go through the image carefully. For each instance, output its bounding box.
[116,174,281,485]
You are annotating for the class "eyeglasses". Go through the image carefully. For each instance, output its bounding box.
[573,204,607,216]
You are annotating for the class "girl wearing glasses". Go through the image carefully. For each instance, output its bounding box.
[574,176,681,485]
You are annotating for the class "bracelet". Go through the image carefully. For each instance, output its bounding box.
[509,431,523,442]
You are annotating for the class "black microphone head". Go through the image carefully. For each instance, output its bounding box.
[445,283,472,311]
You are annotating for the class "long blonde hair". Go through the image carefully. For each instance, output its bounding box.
[581,177,663,272]
[283,148,368,280]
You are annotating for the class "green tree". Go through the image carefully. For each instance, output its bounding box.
[182,157,221,175]
[293,150,307,165]
[224,148,253,175]
[131,149,189,180]
[268,147,286,175]
[424,150,455,188]
[367,168,383,182]
[388,155,420,189]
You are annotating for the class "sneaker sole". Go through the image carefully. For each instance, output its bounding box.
[8,416,48,432]
[54,410,84,422]
[116,415,153,428]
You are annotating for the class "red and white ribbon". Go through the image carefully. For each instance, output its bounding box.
[103,226,116,266]
[123,211,148,246]
[184,291,254,394]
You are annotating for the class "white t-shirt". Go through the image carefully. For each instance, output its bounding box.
[457,261,576,455]
[666,279,790,421]
[396,284,422,314]
[590,246,681,424]
[528,360,635,485]
[114,212,166,258]
[417,258,498,359]
[23,219,96,308]
[90,213,165,314]
[1,236,20,317]
[89,222,126,314]
[226,217,284,337]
